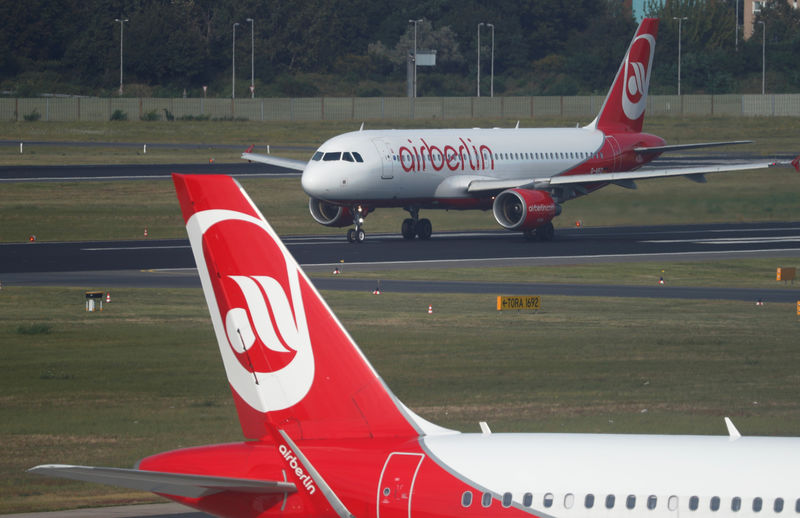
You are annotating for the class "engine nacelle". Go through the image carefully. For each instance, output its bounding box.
[492,189,559,231]
[308,198,353,227]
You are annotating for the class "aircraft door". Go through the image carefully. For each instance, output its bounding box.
[377,452,424,518]
[372,138,396,179]
[606,135,622,172]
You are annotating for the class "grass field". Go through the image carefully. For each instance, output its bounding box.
[318,257,800,290]
[2,285,800,513]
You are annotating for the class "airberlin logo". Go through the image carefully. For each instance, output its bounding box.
[622,33,655,121]
[187,209,315,414]
[398,137,494,173]
[279,444,317,495]
[529,203,555,214]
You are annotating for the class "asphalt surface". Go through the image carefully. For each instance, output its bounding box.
[2,223,800,302]
[0,162,297,182]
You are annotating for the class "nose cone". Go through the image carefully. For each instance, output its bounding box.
[301,162,335,198]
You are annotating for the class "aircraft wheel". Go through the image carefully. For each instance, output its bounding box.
[356,229,366,243]
[523,229,537,241]
[347,229,356,243]
[416,218,432,240]
[401,219,416,240]
[536,222,555,242]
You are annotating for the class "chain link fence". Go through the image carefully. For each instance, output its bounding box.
[2,94,799,122]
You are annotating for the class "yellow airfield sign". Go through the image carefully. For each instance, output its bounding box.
[497,295,541,311]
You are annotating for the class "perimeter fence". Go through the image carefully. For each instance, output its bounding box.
[2,94,800,122]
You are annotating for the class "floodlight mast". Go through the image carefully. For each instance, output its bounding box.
[114,18,128,96]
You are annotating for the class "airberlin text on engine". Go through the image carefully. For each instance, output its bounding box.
[398,137,495,173]
[278,444,317,495]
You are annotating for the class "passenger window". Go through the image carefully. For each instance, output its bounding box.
[626,495,636,509]
[732,497,741,512]
[647,495,657,510]
[711,496,720,511]
[342,152,354,162]
[502,492,512,508]
[585,494,595,509]
[668,496,678,511]
[312,151,323,161]
[461,491,472,507]
[689,496,699,510]
[323,152,341,161]
[605,494,615,509]
[753,497,763,512]
[795,498,800,512]
[523,493,533,507]
[481,492,492,508]
[775,498,784,513]
[543,493,554,508]
[564,493,574,509]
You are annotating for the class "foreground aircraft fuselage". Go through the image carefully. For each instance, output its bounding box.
[243,18,797,243]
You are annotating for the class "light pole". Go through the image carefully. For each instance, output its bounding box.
[758,20,765,95]
[408,19,422,98]
[487,23,494,98]
[735,0,739,51]
[232,22,240,99]
[477,22,484,97]
[114,18,128,96]
[246,18,254,98]
[673,17,687,96]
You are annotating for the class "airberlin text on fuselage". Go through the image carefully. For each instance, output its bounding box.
[398,137,494,173]
[278,444,317,495]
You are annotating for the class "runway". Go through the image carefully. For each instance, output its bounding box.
[2,222,799,302]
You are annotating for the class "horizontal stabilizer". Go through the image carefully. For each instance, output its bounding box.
[28,464,296,499]
[241,152,307,171]
[634,141,752,154]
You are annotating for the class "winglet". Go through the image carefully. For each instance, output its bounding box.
[244,144,255,153]
[792,155,799,172]
[724,417,742,441]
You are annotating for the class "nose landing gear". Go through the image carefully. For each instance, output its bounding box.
[347,205,367,243]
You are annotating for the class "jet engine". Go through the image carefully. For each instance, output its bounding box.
[492,189,559,231]
[308,198,353,227]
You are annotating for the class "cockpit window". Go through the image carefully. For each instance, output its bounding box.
[352,152,364,163]
[312,151,323,161]
[323,152,342,161]
[342,152,354,162]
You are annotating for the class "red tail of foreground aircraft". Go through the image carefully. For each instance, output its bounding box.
[31,19,800,518]
[244,18,799,243]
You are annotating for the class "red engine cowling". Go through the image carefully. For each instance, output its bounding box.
[308,198,354,227]
[492,189,557,231]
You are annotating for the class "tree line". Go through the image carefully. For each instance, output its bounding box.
[1,0,798,98]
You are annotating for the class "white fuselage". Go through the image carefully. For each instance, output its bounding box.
[422,432,800,518]
[301,128,605,205]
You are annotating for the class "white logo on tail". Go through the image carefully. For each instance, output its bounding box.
[622,34,655,121]
[186,209,314,413]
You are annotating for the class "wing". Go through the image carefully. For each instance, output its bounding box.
[634,140,752,154]
[28,464,297,499]
[241,146,307,171]
[467,156,799,194]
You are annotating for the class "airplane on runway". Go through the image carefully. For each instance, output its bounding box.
[31,173,800,518]
[243,18,799,243]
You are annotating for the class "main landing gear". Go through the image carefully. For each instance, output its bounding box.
[523,222,555,242]
[401,206,432,240]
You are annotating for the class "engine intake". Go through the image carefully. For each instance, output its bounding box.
[492,189,559,231]
[308,198,354,227]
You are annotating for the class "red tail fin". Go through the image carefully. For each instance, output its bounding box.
[172,174,440,441]
[590,18,659,134]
